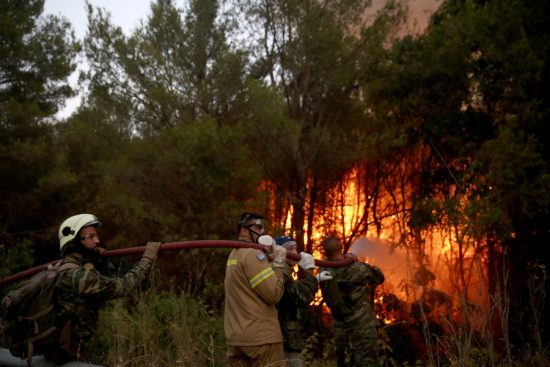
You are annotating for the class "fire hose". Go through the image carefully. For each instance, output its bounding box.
[0,240,353,287]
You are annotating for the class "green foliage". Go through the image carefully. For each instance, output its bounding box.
[93,117,263,245]
[0,0,79,122]
[90,289,225,366]
[0,240,34,286]
[1,0,550,364]
[154,247,229,309]
[0,0,79,258]
[470,122,550,239]
[82,0,247,135]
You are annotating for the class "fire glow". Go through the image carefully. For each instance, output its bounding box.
[279,165,490,330]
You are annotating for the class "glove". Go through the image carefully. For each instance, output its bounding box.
[142,242,161,263]
[316,270,333,282]
[298,252,315,270]
[257,234,275,247]
[270,244,287,268]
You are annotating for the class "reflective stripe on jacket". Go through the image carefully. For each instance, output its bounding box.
[224,247,285,346]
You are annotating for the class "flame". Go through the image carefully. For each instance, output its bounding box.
[291,265,299,280]
[274,160,490,332]
[310,288,325,306]
[316,166,486,308]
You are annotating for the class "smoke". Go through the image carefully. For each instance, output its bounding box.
[350,237,411,297]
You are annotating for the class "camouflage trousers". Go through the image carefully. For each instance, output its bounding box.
[333,319,380,367]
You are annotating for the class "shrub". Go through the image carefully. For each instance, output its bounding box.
[90,288,225,366]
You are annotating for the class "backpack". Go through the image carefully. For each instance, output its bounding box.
[0,261,78,365]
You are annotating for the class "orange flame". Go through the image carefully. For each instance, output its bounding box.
[274,162,490,328]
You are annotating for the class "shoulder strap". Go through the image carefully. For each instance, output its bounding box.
[58,262,79,272]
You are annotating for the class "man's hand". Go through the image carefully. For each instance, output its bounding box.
[142,242,161,263]
[344,252,358,262]
[298,252,315,270]
[316,270,333,282]
[270,245,287,268]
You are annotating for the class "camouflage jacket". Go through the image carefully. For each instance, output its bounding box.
[54,252,154,340]
[319,261,384,325]
[278,265,318,351]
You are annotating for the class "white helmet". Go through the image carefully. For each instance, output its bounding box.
[58,213,101,250]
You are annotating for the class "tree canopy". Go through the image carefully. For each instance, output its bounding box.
[1,0,549,362]
[0,0,79,274]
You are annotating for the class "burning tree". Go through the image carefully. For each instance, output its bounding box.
[2,0,547,365]
[238,0,550,365]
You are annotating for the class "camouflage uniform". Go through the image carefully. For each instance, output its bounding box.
[278,265,318,366]
[319,261,384,367]
[47,252,154,363]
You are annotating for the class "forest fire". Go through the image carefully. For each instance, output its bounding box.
[1,0,546,365]
[278,164,496,364]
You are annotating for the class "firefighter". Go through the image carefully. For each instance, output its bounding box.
[224,212,287,367]
[318,236,385,367]
[274,235,319,367]
[46,213,160,365]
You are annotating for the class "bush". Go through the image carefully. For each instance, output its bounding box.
[90,288,226,366]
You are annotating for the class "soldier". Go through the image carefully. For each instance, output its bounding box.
[46,213,160,365]
[224,212,288,367]
[319,237,384,367]
[274,235,319,367]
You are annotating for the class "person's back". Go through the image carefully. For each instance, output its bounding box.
[319,262,383,325]
[319,237,384,367]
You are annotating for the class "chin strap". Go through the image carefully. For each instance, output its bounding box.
[246,226,263,243]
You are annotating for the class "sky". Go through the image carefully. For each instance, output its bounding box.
[43,0,155,39]
[43,0,159,117]
[43,0,441,38]
[43,0,441,118]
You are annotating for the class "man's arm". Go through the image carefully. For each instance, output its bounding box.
[244,249,285,305]
[345,262,384,286]
[58,242,159,299]
[57,259,153,299]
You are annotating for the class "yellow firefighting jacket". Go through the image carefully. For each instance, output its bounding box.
[224,247,285,346]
